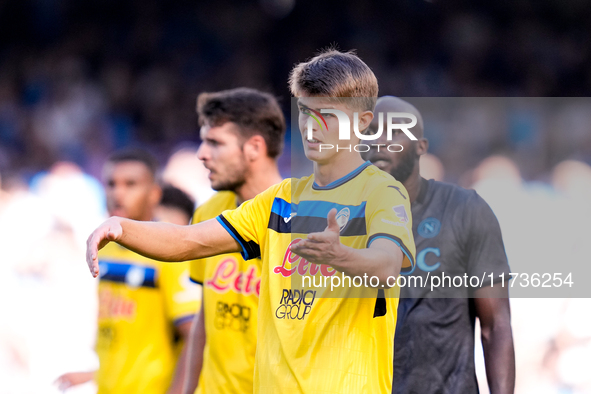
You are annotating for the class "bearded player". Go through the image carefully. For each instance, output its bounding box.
[363,96,515,394]
[182,87,285,394]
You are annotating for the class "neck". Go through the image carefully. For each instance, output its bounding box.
[402,166,423,203]
[234,158,283,205]
[313,152,366,187]
[131,211,154,222]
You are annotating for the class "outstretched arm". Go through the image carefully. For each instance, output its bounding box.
[474,285,515,394]
[86,217,241,277]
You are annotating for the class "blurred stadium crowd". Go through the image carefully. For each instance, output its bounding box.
[2,0,591,179]
[1,0,591,393]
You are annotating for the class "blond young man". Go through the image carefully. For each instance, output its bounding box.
[86,50,415,393]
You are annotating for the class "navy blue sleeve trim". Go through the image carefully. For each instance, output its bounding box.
[216,215,261,261]
[373,289,387,318]
[173,314,196,327]
[189,277,203,285]
[367,233,415,274]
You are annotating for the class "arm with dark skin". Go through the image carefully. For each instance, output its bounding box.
[167,321,194,394]
[474,285,515,394]
[182,299,206,394]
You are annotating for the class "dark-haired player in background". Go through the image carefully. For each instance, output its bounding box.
[183,87,285,394]
[58,150,201,394]
[363,96,515,394]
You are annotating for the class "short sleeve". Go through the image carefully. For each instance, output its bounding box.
[464,192,511,285]
[366,182,416,274]
[159,261,202,327]
[217,181,284,261]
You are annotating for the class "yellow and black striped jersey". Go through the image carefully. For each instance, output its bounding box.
[218,161,415,394]
[190,191,262,394]
[96,243,201,394]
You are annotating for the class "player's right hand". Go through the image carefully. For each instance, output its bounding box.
[86,217,123,278]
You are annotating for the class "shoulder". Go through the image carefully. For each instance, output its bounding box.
[255,179,291,204]
[192,191,236,223]
[428,180,483,205]
[426,180,495,225]
[362,165,410,200]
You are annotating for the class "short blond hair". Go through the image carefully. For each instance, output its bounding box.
[288,49,378,111]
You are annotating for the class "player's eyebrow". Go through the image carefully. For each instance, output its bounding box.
[298,102,332,112]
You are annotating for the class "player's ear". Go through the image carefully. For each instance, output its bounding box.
[356,110,374,134]
[150,184,163,207]
[417,138,429,156]
[243,135,266,162]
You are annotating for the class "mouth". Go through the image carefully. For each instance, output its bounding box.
[371,159,390,170]
[204,167,215,178]
[305,137,323,149]
[111,207,126,217]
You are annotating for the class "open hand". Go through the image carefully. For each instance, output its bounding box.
[86,217,123,277]
[290,208,346,265]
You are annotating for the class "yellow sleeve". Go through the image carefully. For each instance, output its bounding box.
[366,181,416,273]
[217,181,285,261]
[189,208,206,284]
[159,261,202,326]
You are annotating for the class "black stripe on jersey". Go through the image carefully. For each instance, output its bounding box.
[189,277,203,285]
[367,233,416,269]
[99,262,157,289]
[373,289,387,318]
[291,216,367,236]
[218,215,261,260]
[268,211,291,233]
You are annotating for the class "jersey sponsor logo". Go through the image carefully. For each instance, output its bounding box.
[392,205,409,223]
[206,258,261,297]
[274,239,338,278]
[98,288,136,320]
[418,217,441,238]
[275,289,317,320]
[335,207,350,231]
[214,301,252,332]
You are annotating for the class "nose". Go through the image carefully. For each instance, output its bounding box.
[111,184,125,201]
[197,142,208,161]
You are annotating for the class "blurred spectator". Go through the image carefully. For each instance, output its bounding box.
[0,167,100,394]
[2,1,591,182]
[154,184,196,225]
[161,148,215,207]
